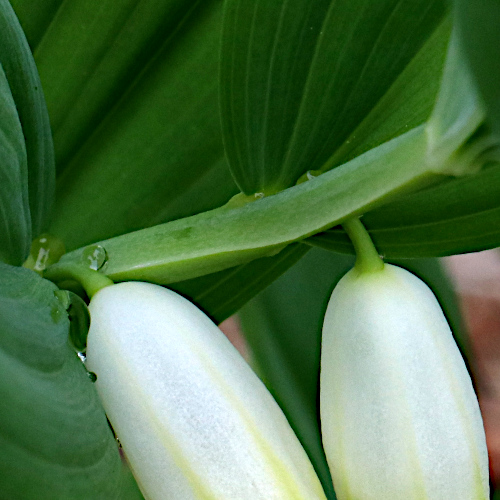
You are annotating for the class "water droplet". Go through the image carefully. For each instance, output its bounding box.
[81,245,107,271]
[29,234,66,272]
[50,303,64,323]
[54,289,71,309]
[87,371,97,382]
[254,192,265,199]
[303,169,322,181]
[51,290,70,323]
[77,352,87,363]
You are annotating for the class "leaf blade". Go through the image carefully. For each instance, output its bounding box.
[0,0,55,236]
[454,0,500,137]
[49,0,238,250]
[34,0,200,169]
[0,263,140,498]
[220,0,447,193]
[173,243,309,323]
[9,0,64,49]
[0,64,30,264]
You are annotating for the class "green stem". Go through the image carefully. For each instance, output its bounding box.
[44,263,114,298]
[342,217,384,273]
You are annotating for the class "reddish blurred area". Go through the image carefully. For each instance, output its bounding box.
[219,316,247,358]
[445,250,500,487]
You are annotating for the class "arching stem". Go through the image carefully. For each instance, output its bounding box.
[342,217,384,274]
[44,263,114,298]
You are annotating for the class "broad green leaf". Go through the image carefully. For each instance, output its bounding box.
[173,242,309,323]
[49,0,237,250]
[426,26,487,174]
[454,0,500,138]
[310,25,500,259]
[33,0,199,169]
[0,0,55,236]
[239,248,353,499]
[0,64,30,265]
[307,162,500,258]
[326,16,450,168]
[53,126,440,284]
[9,0,64,49]
[0,262,139,498]
[220,0,447,194]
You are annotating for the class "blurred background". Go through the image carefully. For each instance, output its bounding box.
[446,249,500,487]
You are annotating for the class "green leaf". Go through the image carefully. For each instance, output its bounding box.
[454,0,500,138]
[9,0,65,49]
[0,64,30,265]
[0,0,55,236]
[326,16,450,168]
[0,262,139,498]
[33,0,199,169]
[307,162,500,258]
[173,242,309,323]
[55,126,439,285]
[48,0,237,250]
[220,0,447,194]
[425,26,487,174]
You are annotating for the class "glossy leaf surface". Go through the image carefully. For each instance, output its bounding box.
[220,0,447,193]
[0,65,30,265]
[0,0,55,236]
[0,263,139,498]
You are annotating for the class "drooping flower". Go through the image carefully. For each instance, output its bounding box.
[86,282,326,500]
[320,263,489,500]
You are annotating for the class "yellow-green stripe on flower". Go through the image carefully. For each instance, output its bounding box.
[320,263,489,500]
[86,282,326,500]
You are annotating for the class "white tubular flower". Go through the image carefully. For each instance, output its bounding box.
[320,262,489,500]
[86,282,326,500]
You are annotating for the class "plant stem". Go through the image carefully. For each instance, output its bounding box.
[342,217,384,273]
[44,264,114,298]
